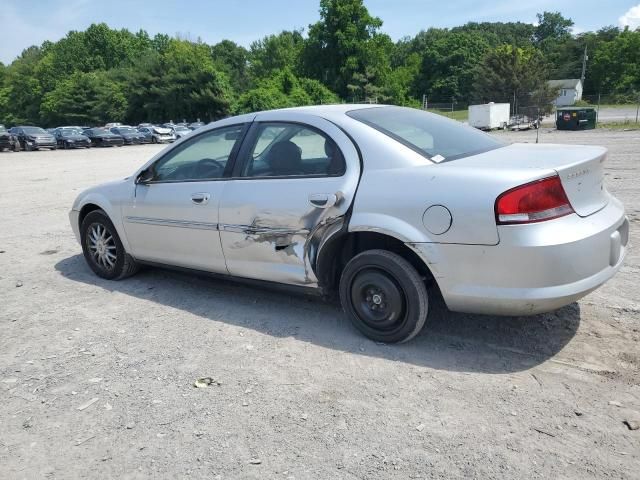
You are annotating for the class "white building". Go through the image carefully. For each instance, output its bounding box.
[548,79,583,106]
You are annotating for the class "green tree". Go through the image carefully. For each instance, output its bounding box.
[452,22,536,47]
[473,45,554,111]
[301,0,390,99]
[39,71,127,126]
[249,31,304,80]
[534,11,574,46]
[413,29,491,102]
[590,28,640,96]
[211,40,249,92]
[235,68,338,114]
[125,40,232,124]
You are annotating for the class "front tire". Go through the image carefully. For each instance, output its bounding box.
[339,250,428,343]
[80,210,139,280]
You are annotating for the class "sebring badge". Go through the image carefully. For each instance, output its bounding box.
[567,168,590,179]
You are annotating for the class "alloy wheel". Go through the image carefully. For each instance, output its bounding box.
[86,222,117,271]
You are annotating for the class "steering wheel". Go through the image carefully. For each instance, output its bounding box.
[195,158,225,178]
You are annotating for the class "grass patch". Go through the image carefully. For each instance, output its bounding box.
[429,109,468,121]
[597,121,640,130]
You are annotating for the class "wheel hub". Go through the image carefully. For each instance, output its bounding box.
[351,269,406,330]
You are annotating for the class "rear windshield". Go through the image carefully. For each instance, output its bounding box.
[347,106,503,162]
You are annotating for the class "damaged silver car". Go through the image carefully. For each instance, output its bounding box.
[69,105,628,343]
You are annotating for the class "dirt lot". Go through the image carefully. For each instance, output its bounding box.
[1,129,639,479]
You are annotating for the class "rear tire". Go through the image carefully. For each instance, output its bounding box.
[339,249,428,343]
[80,210,139,280]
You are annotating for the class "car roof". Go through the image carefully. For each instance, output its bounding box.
[264,104,386,117]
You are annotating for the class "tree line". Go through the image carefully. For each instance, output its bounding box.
[0,0,638,127]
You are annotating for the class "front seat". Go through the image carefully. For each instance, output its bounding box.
[265,141,303,176]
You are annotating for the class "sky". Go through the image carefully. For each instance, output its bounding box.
[1,0,639,64]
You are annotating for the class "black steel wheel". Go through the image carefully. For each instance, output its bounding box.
[80,210,139,280]
[339,249,428,343]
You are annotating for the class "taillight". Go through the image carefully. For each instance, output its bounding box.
[495,176,574,225]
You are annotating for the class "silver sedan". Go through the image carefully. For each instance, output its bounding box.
[69,105,628,343]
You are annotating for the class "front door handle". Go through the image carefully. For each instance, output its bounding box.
[308,193,338,209]
[191,193,210,205]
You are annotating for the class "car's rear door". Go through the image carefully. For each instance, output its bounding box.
[121,124,247,272]
[218,112,361,286]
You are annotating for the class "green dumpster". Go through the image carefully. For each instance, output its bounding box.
[556,107,597,130]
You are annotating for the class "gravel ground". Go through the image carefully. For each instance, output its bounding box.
[1,129,638,479]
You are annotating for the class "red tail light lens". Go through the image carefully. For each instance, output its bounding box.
[495,176,574,225]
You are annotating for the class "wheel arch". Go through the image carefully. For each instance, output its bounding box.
[76,196,131,252]
[315,229,437,294]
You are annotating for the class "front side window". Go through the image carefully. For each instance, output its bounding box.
[347,106,503,162]
[242,123,345,178]
[152,125,244,182]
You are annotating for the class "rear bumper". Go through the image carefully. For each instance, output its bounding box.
[410,197,628,316]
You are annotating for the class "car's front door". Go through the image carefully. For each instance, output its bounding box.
[218,113,361,286]
[122,124,247,272]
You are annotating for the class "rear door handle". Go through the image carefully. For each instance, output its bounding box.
[191,193,210,205]
[308,193,338,209]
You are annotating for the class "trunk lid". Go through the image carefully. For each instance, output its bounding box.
[551,146,608,217]
[452,143,609,217]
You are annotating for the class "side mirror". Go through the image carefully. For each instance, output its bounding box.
[135,167,154,185]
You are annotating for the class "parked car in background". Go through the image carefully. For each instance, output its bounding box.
[68,105,628,343]
[110,126,148,145]
[54,126,91,149]
[10,126,57,151]
[171,125,192,139]
[84,128,124,147]
[138,126,175,144]
[137,123,153,129]
[188,121,205,130]
[0,124,20,152]
[105,122,122,129]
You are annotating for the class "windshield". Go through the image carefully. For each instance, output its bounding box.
[176,127,190,132]
[61,128,83,135]
[347,106,503,162]
[23,127,47,134]
[0,126,6,133]
[117,127,137,134]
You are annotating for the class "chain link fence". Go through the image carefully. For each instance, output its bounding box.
[419,92,639,126]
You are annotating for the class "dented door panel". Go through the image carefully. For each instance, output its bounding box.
[218,113,361,286]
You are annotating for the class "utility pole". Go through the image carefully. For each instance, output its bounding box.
[580,45,588,86]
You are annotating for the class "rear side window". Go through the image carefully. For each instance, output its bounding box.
[347,106,503,162]
[241,123,345,178]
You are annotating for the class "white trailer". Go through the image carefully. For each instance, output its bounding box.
[468,103,510,130]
